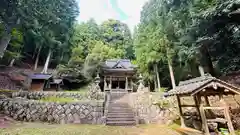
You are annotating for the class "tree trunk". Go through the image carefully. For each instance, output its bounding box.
[205,47,215,76]
[154,75,157,91]
[34,46,42,71]
[32,46,38,59]
[200,45,215,76]
[0,33,11,58]
[168,59,176,89]
[41,49,52,74]
[198,65,205,77]
[9,59,15,67]
[154,64,161,90]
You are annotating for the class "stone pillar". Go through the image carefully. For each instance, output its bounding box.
[137,74,145,92]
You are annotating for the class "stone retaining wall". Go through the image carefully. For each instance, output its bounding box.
[12,91,104,100]
[0,98,104,124]
[128,92,178,124]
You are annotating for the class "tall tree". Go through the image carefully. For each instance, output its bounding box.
[100,19,133,59]
[0,0,20,57]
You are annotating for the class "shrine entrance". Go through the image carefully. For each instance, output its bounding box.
[100,59,137,92]
[111,77,126,89]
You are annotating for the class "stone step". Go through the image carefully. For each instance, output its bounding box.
[108,110,134,113]
[107,115,135,118]
[108,103,129,105]
[107,113,135,117]
[108,107,133,111]
[108,104,131,109]
[107,117,135,121]
[106,120,136,126]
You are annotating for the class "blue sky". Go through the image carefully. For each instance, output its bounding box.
[77,0,148,31]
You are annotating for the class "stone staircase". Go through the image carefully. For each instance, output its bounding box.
[106,91,136,126]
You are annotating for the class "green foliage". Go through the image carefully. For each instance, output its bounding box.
[219,128,229,135]
[3,28,23,59]
[84,41,123,78]
[40,96,78,103]
[59,19,133,83]
[134,0,240,88]
[0,0,79,68]
[100,19,134,59]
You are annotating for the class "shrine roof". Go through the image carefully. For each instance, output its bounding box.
[102,59,137,71]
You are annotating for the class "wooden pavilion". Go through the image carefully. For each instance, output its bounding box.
[29,74,53,91]
[100,59,137,92]
[166,74,240,135]
[29,74,63,91]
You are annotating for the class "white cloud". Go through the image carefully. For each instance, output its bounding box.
[77,0,148,31]
[118,0,148,30]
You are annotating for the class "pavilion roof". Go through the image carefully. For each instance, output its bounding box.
[30,74,52,80]
[166,74,240,96]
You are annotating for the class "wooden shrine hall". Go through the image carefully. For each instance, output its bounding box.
[166,74,240,135]
[100,59,137,92]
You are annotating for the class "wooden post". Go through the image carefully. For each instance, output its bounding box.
[131,79,133,92]
[194,96,201,121]
[109,76,112,90]
[125,77,128,91]
[177,96,185,127]
[219,95,235,135]
[117,78,120,89]
[204,96,210,106]
[104,77,107,91]
[198,96,210,135]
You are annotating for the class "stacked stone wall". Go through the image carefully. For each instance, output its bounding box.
[0,98,104,124]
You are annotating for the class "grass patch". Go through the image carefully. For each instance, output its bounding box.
[0,123,182,135]
[40,96,79,103]
[0,89,15,92]
[0,89,16,97]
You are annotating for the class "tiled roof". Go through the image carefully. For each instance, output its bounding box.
[103,59,136,70]
[166,74,240,96]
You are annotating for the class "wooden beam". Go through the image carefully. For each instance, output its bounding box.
[180,105,197,107]
[198,96,210,135]
[204,96,210,106]
[224,107,235,135]
[207,118,227,124]
[203,106,225,110]
[194,96,201,123]
[219,97,236,135]
[177,96,186,128]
